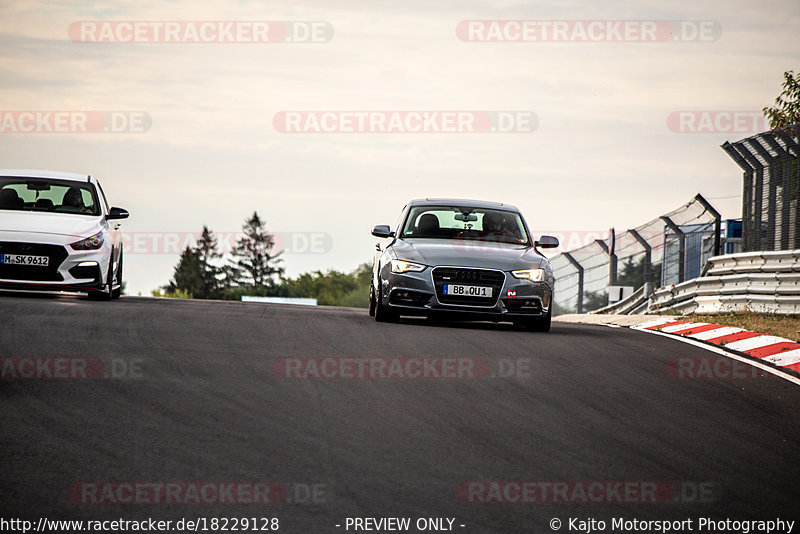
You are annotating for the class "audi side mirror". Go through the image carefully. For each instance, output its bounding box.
[371,225,394,238]
[535,235,559,248]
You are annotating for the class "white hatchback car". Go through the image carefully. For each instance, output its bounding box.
[0,169,129,300]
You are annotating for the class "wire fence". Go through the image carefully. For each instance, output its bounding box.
[722,130,800,252]
[550,194,721,315]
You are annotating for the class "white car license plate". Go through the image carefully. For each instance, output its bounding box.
[442,284,492,297]
[0,254,49,266]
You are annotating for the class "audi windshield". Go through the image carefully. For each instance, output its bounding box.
[400,206,531,245]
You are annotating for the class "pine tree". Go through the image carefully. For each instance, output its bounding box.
[195,225,224,298]
[229,212,284,289]
[166,246,205,298]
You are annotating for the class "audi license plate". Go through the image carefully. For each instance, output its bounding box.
[0,254,49,266]
[442,284,492,297]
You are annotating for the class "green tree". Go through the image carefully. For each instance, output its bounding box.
[159,227,227,299]
[552,300,575,316]
[344,263,372,307]
[763,70,800,136]
[218,262,371,305]
[617,256,663,290]
[229,212,284,290]
[164,246,204,298]
[195,225,225,298]
[617,256,644,289]
[151,287,192,299]
[282,263,371,307]
[582,290,609,313]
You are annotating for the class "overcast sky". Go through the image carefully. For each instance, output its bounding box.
[1,0,798,295]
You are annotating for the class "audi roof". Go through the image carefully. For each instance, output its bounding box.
[408,198,521,211]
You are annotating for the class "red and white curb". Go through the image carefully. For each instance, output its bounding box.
[634,318,800,379]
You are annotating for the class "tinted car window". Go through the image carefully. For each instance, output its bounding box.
[0,177,100,216]
[401,206,529,244]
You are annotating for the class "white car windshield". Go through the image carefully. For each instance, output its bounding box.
[0,177,100,216]
[401,206,530,245]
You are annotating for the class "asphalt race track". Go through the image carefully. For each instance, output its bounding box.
[2,293,799,533]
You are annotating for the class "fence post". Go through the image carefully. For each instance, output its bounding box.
[745,139,778,250]
[731,142,764,251]
[563,252,584,314]
[608,228,617,286]
[722,141,755,252]
[761,134,795,249]
[693,193,721,258]
[629,228,654,297]
[594,238,617,290]
[660,216,685,283]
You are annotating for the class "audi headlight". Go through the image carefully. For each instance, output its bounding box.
[69,232,104,251]
[511,268,545,281]
[390,259,426,273]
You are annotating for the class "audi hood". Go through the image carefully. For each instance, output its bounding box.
[391,238,550,271]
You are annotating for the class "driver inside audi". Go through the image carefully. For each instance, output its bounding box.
[483,212,508,233]
[482,212,523,243]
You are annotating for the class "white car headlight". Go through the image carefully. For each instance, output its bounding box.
[69,232,104,251]
[511,268,545,281]
[391,259,426,274]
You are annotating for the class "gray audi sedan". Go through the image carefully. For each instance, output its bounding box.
[369,199,558,331]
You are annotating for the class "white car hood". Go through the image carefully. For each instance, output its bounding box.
[0,210,103,241]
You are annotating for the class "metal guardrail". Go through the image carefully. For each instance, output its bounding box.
[647,249,800,314]
[589,286,645,315]
[704,249,800,275]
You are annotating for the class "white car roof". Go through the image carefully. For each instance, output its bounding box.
[0,169,95,184]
